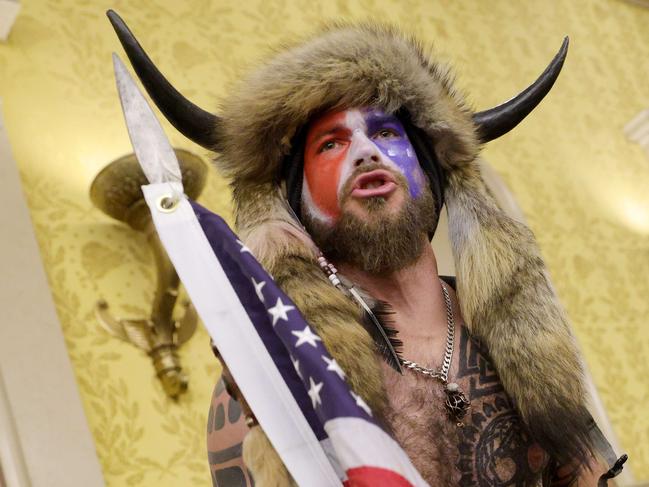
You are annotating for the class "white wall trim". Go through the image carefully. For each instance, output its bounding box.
[0,372,30,487]
[0,0,20,42]
[0,100,104,487]
[625,109,649,158]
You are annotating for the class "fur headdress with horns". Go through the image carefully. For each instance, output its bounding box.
[108,10,596,470]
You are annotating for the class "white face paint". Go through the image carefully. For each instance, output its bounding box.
[302,107,426,226]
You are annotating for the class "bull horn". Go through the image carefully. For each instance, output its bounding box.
[107,10,222,151]
[473,37,569,143]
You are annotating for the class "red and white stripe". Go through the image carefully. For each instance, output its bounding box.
[325,418,429,487]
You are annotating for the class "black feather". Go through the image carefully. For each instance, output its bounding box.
[359,298,404,373]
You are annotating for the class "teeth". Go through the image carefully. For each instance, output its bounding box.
[363,180,383,189]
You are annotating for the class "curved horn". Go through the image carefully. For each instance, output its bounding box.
[107,10,221,150]
[473,37,569,143]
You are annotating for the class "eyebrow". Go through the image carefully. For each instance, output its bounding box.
[365,113,400,128]
[309,124,349,144]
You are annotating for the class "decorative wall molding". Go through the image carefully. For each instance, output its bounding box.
[625,109,649,158]
[0,0,20,42]
[0,100,104,487]
[0,373,29,487]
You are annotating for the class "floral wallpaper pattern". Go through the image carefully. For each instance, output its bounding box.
[0,0,648,484]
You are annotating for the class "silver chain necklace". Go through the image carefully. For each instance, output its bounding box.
[400,281,470,426]
[305,228,472,426]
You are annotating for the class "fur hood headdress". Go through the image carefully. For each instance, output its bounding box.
[108,11,595,465]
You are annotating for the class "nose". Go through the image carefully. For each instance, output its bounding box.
[351,131,381,167]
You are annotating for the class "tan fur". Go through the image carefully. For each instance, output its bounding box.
[274,253,389,419]
[231,182,318,267]
[242,425,296,487]
[445,166,592,461]
[214,23,591,479]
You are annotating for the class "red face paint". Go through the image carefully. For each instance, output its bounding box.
[303,110,350,220]
[303,107,424,224]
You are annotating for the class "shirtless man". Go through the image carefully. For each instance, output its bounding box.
[105,12,623,485]
[207,107,608,486]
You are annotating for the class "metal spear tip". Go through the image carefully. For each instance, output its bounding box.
[112,50,183,187]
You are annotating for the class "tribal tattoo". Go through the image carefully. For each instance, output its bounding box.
[455,328,548,486]
[548,460,581,486]
[207,379,253,487]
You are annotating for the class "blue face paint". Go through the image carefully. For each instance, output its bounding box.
[302,107,428,224]
[362,108,426,198]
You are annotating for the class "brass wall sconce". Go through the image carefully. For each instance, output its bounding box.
[90,149,207,398]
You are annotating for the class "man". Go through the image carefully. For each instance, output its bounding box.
[109,13,625,486]
[206,106,608,486]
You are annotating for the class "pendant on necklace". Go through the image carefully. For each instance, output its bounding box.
[444,382,470,425]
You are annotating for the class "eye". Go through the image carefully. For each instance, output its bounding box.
[374,128,398,139]
[318,140,338,153]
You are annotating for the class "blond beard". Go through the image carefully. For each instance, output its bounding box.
[303,175,437,275]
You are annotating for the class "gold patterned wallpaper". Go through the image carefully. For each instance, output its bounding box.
[1,0,648,484]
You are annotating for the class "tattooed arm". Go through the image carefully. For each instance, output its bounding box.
[207,378,253,487]
[549,456,614,487]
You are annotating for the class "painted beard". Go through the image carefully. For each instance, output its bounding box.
[303,167,437,275]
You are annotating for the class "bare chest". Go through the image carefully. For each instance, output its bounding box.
[382,327,548,487]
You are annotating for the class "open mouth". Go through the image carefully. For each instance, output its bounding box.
[350,169,397,198]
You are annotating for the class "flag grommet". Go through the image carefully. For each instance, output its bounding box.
[157,195,180,213]
[156,195,180,213]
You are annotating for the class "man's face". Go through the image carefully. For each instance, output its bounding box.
[300,107,436,274]
[302,107,427,224]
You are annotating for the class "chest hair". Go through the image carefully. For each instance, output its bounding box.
[382,327,548,487]
[383,368,459,485]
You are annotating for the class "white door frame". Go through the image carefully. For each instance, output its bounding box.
[0,100,104,487]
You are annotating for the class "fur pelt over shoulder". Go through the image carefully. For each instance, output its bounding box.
[216,24,593,466]
[108,12,594,480]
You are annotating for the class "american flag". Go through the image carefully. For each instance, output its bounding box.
[142,184,427,487]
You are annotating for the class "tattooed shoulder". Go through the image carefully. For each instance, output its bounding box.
[455,327,549,487]
[547,461,580,486]
[207,378,253,487]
